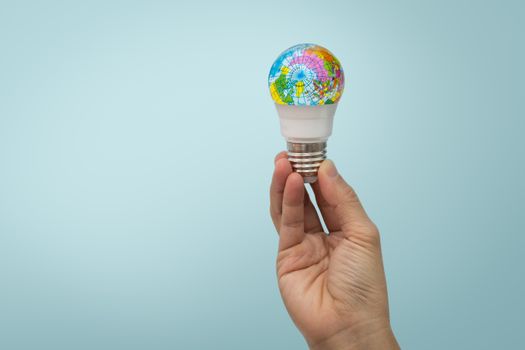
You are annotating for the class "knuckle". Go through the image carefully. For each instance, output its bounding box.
[341,184,358,203]
[282,219,303,230]
[362,220,379,234]
[362,222,381,245]
[368,224,381,242]
[347,221,381,246]
[269,203,281,217]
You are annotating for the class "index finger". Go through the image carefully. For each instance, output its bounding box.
[269,152,292,230]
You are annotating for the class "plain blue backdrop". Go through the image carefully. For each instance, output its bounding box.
[1,0,523,349]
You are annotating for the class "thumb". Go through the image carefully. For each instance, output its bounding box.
[317,160,376,236]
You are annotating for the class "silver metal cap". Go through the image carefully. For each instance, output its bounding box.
[287,142,327,183]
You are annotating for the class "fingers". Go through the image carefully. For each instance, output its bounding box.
[270,156,293,230]
[279,173,306,251]
[271,151,322,234]
[316,160,375,237]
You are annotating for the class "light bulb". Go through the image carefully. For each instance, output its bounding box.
[268,43,345,183]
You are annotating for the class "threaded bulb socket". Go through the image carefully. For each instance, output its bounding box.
[287,141,327,183]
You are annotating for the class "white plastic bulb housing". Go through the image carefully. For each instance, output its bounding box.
[268,43,345,183]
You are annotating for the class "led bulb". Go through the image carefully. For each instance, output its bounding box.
[268,43,345,183]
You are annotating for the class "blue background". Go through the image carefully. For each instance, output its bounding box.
[1,1,523,349]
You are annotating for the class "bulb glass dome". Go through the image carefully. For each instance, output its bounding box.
[268,43,344,106]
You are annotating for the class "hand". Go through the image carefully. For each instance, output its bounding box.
[270,152,399,350]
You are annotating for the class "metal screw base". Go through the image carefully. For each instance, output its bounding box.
[287,141,327,183]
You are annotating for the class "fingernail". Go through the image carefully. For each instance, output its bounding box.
[325,160,338,178]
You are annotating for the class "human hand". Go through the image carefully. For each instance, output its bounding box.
[270,152,399,350]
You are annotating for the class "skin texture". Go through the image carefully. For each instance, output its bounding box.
[270,152,400,350]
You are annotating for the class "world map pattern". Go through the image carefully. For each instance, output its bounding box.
[268,43,344,106]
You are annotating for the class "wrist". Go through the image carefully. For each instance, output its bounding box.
[308,319,399,350]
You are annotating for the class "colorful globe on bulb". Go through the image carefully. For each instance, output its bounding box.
[268,43,345,106]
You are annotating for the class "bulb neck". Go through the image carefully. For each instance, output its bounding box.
[287,141,327,183]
